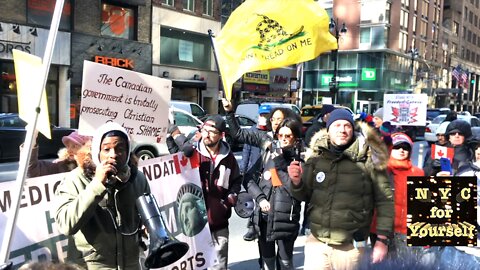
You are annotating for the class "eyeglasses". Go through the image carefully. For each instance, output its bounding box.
[277,133,294,139]
[450,132,464,136]
[201,128,220,136]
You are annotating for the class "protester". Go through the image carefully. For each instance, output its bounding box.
[372,107,384,129]
[23,130,91,178]
[222,99,303,270]
[174,114,242,270]
[241,104,271,242]
[424,119,474,176]
[384,133,426,261]
[287,109,394,269]
[55,122,151,269]
[18,261,82,270]
[422,121,450,168]
[304,104,335,147]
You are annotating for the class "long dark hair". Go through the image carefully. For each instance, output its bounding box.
[266,107,302,132]
[275,118,303,139]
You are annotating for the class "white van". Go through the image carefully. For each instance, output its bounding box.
[235,102,301,121]
[170,100,207,119]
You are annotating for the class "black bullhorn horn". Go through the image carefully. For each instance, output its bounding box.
[136,193,189,268]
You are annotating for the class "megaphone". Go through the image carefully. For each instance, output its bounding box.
[234,191,255,218]
[136,193,189,268]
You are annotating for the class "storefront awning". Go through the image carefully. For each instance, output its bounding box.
[172,79,207,90]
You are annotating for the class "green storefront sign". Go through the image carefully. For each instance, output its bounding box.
[361,68,376,81]
[321,74,358,88]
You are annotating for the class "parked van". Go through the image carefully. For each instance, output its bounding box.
[235,101,301,121]
[170,100,207,119]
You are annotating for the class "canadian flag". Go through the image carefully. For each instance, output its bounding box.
[431,144,454,160]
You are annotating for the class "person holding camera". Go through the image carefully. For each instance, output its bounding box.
[55,122,150,270]
[222,99,303,270]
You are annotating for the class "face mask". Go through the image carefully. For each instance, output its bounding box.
[258,116,267,126]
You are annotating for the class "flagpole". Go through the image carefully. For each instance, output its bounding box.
[208,29,222,79]
[208,29,230,102]
[0,0,65,264]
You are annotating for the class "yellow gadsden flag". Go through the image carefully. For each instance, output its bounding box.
[213,0,338,100]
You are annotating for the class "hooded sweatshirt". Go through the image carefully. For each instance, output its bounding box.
[55,122,150,270]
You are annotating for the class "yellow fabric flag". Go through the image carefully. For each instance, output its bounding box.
[213,0,338,100]
[13,49,51,139]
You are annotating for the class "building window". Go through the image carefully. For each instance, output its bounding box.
[402,0,409,8]
[27,0,72,30]
[203,0,213,16]
[101,3,136,40]
[160,27,211,69]
[453,21,459,36]
[399,31,408,51]
[183,0,194,11]
[400,10,409,29]
[360,27,371,45]
[163,0,174,5]
[413,16,417,34]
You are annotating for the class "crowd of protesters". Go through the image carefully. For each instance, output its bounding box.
[10,102,480,270]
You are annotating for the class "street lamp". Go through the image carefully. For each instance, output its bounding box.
[329,18,347,104]
[409,47,419,89]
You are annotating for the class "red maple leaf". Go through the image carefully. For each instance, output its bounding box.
[437,149,444,157]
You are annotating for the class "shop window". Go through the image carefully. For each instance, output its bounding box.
[183,0,194,11]
[160,27,211,69]
[0,62,59,125]
[203,0,213,16]
[163,0,174,5]
[27,0,72,30]
[101,2,136,40]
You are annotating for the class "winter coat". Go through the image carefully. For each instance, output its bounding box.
[304,120,325,147]
[241,126,265,174]
[55,124,150,270]
[291,123,394,245]
[387,158,424,234]
[55,156,150,270]
[24,145,77,178]
[189,138,242,232]
[260,152,302,241]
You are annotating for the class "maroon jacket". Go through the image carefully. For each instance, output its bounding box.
[195,139,242,231]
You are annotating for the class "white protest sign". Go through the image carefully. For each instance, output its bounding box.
[78,61,171,143]
[0,173,68,268]
[383,94,428,126]
[139,153,216,270]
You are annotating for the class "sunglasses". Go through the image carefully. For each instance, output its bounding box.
[449,132,464,136]
[277,133,293,139]
[392,145,411,151]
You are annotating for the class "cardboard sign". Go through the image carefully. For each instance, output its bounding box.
[78,61,171,143]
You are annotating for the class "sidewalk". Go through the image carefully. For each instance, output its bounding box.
[228,235,306,270]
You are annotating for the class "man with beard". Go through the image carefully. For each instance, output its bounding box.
[177,114,242,270]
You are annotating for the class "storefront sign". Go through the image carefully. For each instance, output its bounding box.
[94,55,135,69]
[321,74,358,87]
[243,71,270,84]
[273,75,288,84]
[0,40,31,54]
[361,68,376,81]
